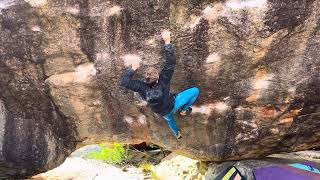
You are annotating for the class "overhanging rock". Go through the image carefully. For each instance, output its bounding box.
[0,0,319,178]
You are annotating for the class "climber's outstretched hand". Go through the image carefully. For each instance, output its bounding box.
[161,30,171,44]
[123,54,141,71]
[131,60,140,71]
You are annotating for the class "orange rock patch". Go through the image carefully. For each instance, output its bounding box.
[260,106,277,118]
[255,68,268,80]
[246,90,261,102]
[281,108,302,119]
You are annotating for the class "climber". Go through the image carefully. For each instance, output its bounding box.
[120,30,200,139]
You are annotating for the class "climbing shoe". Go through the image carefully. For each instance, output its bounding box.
[176,131,182,139]
[180,107,192,116]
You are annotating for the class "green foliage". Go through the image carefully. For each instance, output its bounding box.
[87,143,127,164]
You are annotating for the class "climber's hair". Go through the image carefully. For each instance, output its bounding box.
[144,67,159,86]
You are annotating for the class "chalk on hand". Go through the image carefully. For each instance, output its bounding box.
[122,54,142,67]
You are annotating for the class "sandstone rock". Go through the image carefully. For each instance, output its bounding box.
[155,153,205,180]
[32,157,145,180]
[0,0,319,177]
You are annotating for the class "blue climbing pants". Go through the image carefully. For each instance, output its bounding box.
[163,87,200,136]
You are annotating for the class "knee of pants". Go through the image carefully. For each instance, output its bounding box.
[191,87,200,96]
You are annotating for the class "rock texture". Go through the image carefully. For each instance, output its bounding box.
[0,0,319,178]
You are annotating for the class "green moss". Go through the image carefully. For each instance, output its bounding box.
[139,163,153,173]
[139,163,159,180]
[151,171,159,180]
[87,143,127,165]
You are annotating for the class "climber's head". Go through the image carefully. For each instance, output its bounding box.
[144,67,159,86]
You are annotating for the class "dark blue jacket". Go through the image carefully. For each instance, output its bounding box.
[121,44,176,115]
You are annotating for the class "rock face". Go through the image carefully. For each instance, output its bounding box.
[0,0,319,177]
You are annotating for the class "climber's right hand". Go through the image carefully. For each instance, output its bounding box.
[161,30,171,44]
[131,60,140,71]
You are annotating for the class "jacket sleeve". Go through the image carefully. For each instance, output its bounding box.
[158,44,176,85]
[120,67,147,92]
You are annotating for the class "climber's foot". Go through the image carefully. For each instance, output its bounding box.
[176,131,182,139]
[180,107,192,116]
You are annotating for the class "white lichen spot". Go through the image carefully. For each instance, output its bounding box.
[253,74,273,89]
[192,104,215,115]
[31,25,41,32]
[66,7,80,15]
[124,116,134,124]
[75,63,97,82]
[226,0,267,10]
[24,0,47,7]
[107,6,122,16]
[254,80,270,89]
[137,115,147,124]
[192,102,230,115]
[206,53,221,64]
[214,102,230,113]
[202,3,225,22]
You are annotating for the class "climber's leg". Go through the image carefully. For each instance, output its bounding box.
[173,87,200,113]
[181,87,200,112]
[163,112,180,138]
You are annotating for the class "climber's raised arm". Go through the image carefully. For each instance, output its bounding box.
[159,30,176,86]
[120,55,148,92]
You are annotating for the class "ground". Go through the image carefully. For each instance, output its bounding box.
[32,145,204,180]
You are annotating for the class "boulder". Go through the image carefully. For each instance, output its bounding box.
[0,0,319,177]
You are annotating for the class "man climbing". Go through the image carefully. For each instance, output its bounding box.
[120,30,200,139]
